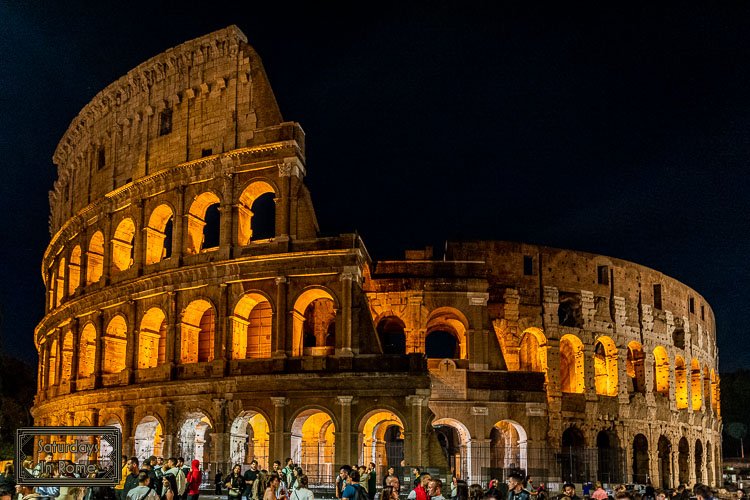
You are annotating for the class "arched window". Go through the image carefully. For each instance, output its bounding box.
[653,346,670,395]
[691,359,702,411]
[377,316,406,355]
[232,293,273,359]
[626,341,646,394]
[424,308,468,359]
[111,218,136,274]
[139,308,167,369]
[675,356,687,409]
[180,300,215,363]
[186,192,221,254]
[292,289,337,356]
[237,181,276,245]
[560,334,584,393]
[68,246,82,295]
[594,336,618,396]
[86,231,104,284]
[145,204,174,265]
[78,323,97,378]
[518,329,547,372]
[103,315,128,373]
[425,330,458,359]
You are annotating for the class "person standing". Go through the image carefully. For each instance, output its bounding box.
[427,479,446,500]
[122,458,141,500]
[215,470,223,495]
[264,475,280,500]
[341,470,366,500]
[225,465,246,500]
[186,461,201,500]
[289,475,313,500]
[126,472,159,500]
[591,483,608,500]
[366,464,376,500]
[243,461,260,500]
[507,473,530,500]
[336,467,351,500]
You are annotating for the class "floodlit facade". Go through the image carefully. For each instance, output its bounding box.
[33,26,721,488]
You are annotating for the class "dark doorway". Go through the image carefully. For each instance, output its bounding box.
[377,317,406,355]
[561,427,585,482]
[425,330,458,358]
[632,434,649,484]
[250,192,276,240]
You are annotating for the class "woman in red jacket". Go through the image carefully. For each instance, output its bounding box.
[186,460,202,500]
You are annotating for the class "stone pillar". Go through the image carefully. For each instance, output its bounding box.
[54,328,64,387]
[617,346,630,404]
[122,405,135,456]
[79,230,89,293]
[405,395,427,466]
[133,199,145,275]
[218,203,234,260]
[169,291,181,367]
[172,186,185,264]
[338,268,360,357]
[467,292,489,369]
[101,212,113,285]
[217,283,229,364]
[270,397,290,463]
[163,402,175,458]
[336,396,355,466]
[127,300,138,382]
[69,318,80,391]
[94,311,105,387]
[583,343,597,401]
[273,277,288,357]
[644,356,656,406]
[277,163,292,238]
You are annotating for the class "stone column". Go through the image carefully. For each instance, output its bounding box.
[54,328,64,387]
[94,311,105,388]
[169,291,181,368]
[172,186,185,264]
[583,343,597,400]
[336,396,355,466]
[127,299,138,382]
[273,277,288,357]
[405,395,427,466]
[79,230,89,293]
[277,163,293,238]
[133,199,145,275]
[101,212,113,285]
[163,402,175,458]
[467,292,489,369]
[218,203,234,260]
[69,318,80,391]
[270,397,290,463]
[216,283,229,365]
[338,268,360,357]
[122,405,135,456]
[617,346,630,404]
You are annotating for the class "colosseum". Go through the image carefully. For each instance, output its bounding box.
[32,25,721,489]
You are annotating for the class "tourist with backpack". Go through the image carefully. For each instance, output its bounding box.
[342,470,368,500]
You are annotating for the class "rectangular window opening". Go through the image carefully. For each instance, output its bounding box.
[523,255,534,276]
[97,146,106,170]
[201,148,213,157]
[597,265,609,285]
[653,284,662,310]
[701,305,705,321]
[159,108,173,136]
[689,297,695,314]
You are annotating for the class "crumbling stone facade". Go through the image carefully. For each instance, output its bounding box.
[33,26,721,489]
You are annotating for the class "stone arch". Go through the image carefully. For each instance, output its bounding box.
[626,341,646,394]
[658,435,672,488]
[632,433,649,484]
[68,245,82,295]
[134,414,164,462]
[694,438,703,484]
[290,407,337,483]
[518,327,547,373]
[180,299,215,363]
[177,410,214,465]
[292,287,338,356]
[358,409,406,471]
[376,315,407,355]
[675,356,688,409]
[78,322,97,378]
[111,218,136,274]
[230,409,270,467]
[490,419,528,473]
[678,437,689,485]
[99,414,123,462]
[86,230,105,285]
[186,191,221,254]
[560,334,585,393]
[138,307,167,369]
[237,180,277,245]
[653,346,670,395]
[691,358,702,411]
[145,203,174,265]
[55,257,66,306]
[561,426,586,482]
[594,335,618,396]
[103,314,127,374]
[232,292,274,359]
[432,417,472,480]
[425,307,469,359]
[596,429,620,483]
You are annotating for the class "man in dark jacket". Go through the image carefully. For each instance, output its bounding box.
[122,458,141,500]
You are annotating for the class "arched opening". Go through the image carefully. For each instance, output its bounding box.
[596,430,620,483]
[55,258,66,306]
[432,418,471,482]
[359,410,405,476]
[561,426,585,482]
[111,218,136,274]
[48,339,58,387]
[691,359,702,411]
[675,356,688,409]
[178,412,213,465]
[594,336,618,396]
[678,437,689,485]
[145,204,174,265]
[695,439,703,485]
[68,246,81,295]
[653,346,670,395]
[490,420,527,477]
[632,434,649,484]
[180,300,215,364]
[77,323,97,378]
[658,435,672,488]
[134,416,163,463]
[138,308,167,369]
[230,411,270,467]
[186,192,221,254]
[377,316,407,355]
[518,328,547,372]
[232,293,273,359]
[291,410,335,484]
[237,182,276,245]
[425,308,467,359]
[292,289,337,356]
[626,341,646,394]
[86,231,104,285]
[103,315,127,374]
[560,334,585,393]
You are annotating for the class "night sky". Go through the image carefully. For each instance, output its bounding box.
[2,2,749,371]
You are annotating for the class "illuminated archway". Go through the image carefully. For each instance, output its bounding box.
[230,411,270,467]
[292,288,337,356]
[376,316,407,355]
[178,411,213,465]
[359,410,405,472]
[675,356,688,409]
[626,341,646,394]
[594,336,618,396]
[186,192,221,254]
[180,299,215,363]
[145,204,174,265]
[134,416,164,463]
[237,181,277,245]
[232,293,273,359]
[68,246,81,295]
[77,322,97,378]
[691,359,702,410]
[518,328,547,373]
[560,334,584,393]
[138,308,167,369]
[103,315,127,374]
[425,308,468,359]
[490,420,527,472]
[99,416,123,465]
[432,418,471,481]
[291,409,335,483]
[111,218,136,274]
[653,346,670,395]
[86,231,104,284]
